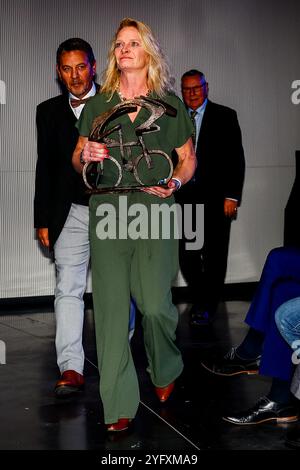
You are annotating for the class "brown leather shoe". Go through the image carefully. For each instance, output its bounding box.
[54,370,84,397]
[155,382,175,402]
[106,418,132,432]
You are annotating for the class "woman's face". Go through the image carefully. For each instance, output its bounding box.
[114,26,149,73]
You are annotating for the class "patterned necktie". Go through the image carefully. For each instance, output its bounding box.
[190,110,197,147]
[70,97,90,108]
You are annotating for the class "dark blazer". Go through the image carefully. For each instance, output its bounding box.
[34,93,89,249]
[191,99,245,203]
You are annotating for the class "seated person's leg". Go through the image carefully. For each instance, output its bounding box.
[275,296,300,348]
[245,246,300,330]
[201,248,300,424]
[202,272,300,377]
[259,281,300,382]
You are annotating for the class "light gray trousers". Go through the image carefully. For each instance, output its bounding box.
[54,203,90,374]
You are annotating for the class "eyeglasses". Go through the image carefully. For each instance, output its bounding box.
[182,83,206,94]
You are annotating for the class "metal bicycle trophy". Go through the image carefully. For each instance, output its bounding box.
[82,96,177,193]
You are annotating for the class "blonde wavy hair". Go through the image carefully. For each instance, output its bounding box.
[101,17,174,99]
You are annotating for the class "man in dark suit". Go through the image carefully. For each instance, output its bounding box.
[35,38,135,396]
[176,69,245,326]
[34,38,98,396]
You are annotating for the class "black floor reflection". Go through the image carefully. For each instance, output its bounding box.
[0,300,297,451]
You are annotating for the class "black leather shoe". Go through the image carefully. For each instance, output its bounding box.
[201,346,260,376]
[223,396,299,425]
[285,425,300,449]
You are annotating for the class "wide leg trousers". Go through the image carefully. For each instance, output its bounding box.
[89,193,184,424]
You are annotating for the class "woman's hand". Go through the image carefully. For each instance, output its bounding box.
[140,178,179,198]
[81,141,109,163]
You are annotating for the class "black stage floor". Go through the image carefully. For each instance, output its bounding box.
[0,299,298,458]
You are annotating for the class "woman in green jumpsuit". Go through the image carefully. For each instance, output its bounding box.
[72,17,197,431]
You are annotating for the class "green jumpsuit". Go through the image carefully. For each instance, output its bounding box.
[77,92,193,424]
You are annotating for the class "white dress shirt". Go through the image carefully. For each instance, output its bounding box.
[69,82,96,119]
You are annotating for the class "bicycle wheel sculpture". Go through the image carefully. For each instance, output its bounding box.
[82,96,176,193]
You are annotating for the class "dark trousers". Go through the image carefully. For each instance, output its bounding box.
[245,246,300,381]
[176,188,231,313]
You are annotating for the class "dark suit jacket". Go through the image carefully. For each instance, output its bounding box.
[34,93,89,250]
[184,99,245,204]
[284,150,300,247]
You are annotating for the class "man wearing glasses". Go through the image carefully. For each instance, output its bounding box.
[176,69,245,326]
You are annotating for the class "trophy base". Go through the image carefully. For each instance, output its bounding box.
[86,184,169,194]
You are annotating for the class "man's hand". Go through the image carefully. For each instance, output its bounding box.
[224,199,238,218]
[37,228,49,248]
